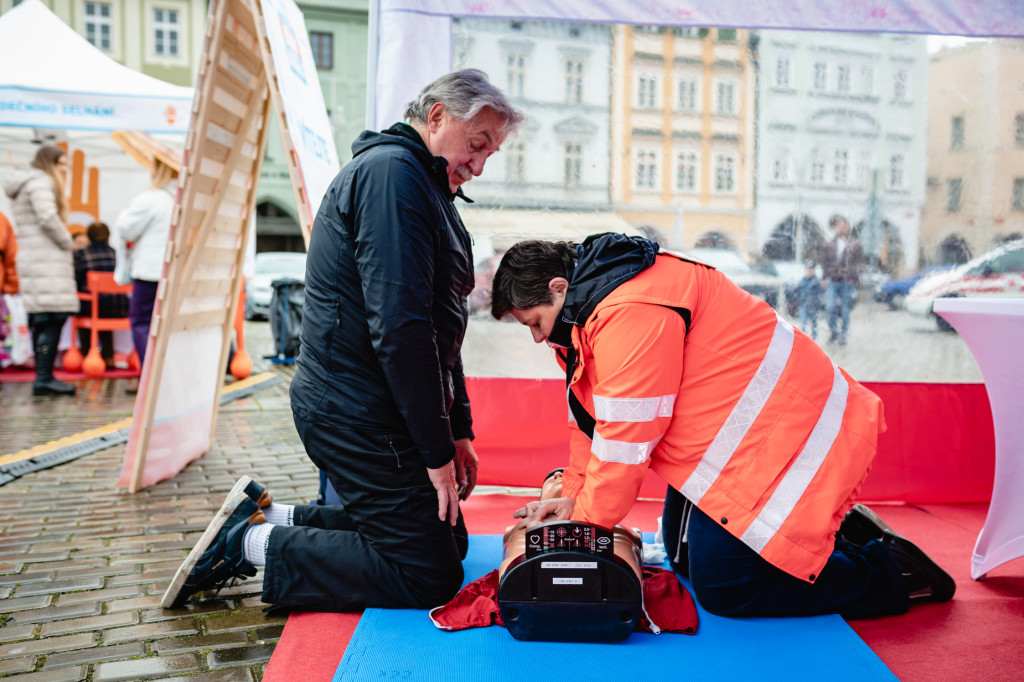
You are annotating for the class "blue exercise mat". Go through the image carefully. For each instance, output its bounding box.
[333,535,896,682]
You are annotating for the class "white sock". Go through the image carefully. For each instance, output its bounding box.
[243,522,275,566]
[263,503,294,527]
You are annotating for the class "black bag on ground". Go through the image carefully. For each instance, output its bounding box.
[269,277,305,360]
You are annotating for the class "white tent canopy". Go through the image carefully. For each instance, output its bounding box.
[0,0,193,134]
[367,0,1024,129]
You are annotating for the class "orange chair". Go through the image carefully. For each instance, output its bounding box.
[63,271,140,377]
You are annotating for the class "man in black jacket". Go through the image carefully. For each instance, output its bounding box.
[163,70,523,612]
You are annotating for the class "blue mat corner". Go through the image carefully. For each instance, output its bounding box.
[333,535,896,682]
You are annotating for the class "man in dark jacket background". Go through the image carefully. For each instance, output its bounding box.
[163,70,523,612]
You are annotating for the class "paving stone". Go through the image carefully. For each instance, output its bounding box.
[0,655,36,674]
[93,653,202,680]
[40,611,136,637]
[0,666,89,682]
[0,623,37,643]
[208,642,276,667]
[53,565,137,580]
[54,585,143,606]
[102,618,200,645]
[107,569,176,588]
[0,562,21,574]
[152,668,255,682]
[141,600,234,623]
[0,571,55,586]
[41,642,146,670]
[152,631,248,654]
[204,611,286,633]
[6,602,101,625]
[0,594,52,612]
[253,623,285,642]
[13,576,105,597]
[0,632,97,658]
[103,595,164,614]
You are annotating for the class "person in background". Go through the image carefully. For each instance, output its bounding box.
[73,222,129,369]
[794,261,823,340]
[113,157,178,366]
[3,145,79,396]
[0,211,19,368]
[821,215,864,346]
[70,224,90,251]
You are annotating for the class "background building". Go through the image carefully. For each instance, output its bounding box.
[754,30,929,274]
[919,39,1024,264]
[610,25,756,254]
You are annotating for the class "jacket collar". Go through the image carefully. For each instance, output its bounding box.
[383,123,474,204]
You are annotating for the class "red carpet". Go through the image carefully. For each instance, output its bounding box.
[264,496,1024,682]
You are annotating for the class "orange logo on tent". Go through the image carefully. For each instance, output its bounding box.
[164,106,177,125]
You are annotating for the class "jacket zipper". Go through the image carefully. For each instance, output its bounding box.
[387,436,402,469]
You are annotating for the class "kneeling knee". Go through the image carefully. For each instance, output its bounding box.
[407,563,465,609]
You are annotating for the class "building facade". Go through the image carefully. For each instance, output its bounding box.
[919,40,1024,264]
[754,30,928,273]
[610,25,756,253]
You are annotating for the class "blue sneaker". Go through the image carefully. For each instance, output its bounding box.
[162,491,263,608]
[229,475,273,508]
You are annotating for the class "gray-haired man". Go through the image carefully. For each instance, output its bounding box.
[164,70,523,612]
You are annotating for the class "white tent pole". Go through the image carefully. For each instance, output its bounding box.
[365,0,381,130]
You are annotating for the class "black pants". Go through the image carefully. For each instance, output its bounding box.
[261,416,468,612]
[29,313,70,381]
[662,486,909,619]
[77,328,114,363]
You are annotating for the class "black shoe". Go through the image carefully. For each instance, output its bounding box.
[841,504,955,602]
[32,379,76,396]
[228,475,273,508]
[162,491,263,608]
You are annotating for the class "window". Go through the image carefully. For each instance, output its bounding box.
[714,154,735,192]
[674,27,700,38]
[310,32,333,70]
[565,59,583,104]
[1013,178,1024,211]
[506,52,526,98]
[837,65,850,93]
[635,150,658,189]
[1017,114,1024,148]
[637,74,657,109]
[715,81,736,115]
[889,154,905,189]
[947,178,962,212]
[810,155,825,185]
[813,62,827,90]
[505,139,526,184]
[893,69,908,101]
[775,58,791,89]
[951,116,965,150]
[861,65,874,95]
[833,149,848,185]
[677,78,698,111]
[84,2,112,51]
[635,26,662,34]
[152,7,180,57]
[717,28,736,41]
[564,142,582,187]
[676,152,697,191]
[772,156,789,183]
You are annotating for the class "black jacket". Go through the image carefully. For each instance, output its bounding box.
[290,124,476,469]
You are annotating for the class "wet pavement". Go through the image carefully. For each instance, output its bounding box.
[0,303,983,680]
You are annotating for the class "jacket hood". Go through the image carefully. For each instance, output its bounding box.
[4,167,43,199]
[351,123,472,203]
[548,232,659,347]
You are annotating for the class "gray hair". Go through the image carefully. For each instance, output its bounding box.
[404,69,524,134]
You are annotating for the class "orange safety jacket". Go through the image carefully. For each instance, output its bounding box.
[554,234,886,584]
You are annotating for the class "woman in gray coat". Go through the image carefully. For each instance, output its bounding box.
[3,145,78,395]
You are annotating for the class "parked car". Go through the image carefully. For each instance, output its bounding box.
[245,252,307,320]
[684,247,785,309]
[873,264,954,310]
[905,239,1024,330]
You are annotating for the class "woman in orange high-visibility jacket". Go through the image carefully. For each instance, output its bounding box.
[491,233,954,619]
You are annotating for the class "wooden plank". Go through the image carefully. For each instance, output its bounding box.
[169,309,230,333]
[186,278,235,298]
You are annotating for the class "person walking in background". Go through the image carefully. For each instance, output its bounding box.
[74,222,129,369]
[821,215,864,346]
[794,261,823,340]
[113,156,178,366]
[0,211,18,297]
[2,145,79,396]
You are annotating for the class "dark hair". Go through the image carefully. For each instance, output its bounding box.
[829,214,848,229]
[87,221,110,243]
[404,69,524,135]
[490,240,576,319]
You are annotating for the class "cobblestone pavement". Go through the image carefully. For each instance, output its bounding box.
[0,303,982,681]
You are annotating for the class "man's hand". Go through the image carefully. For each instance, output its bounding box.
[512,496,575,529]
[454,438,478,501]
[427,461,459,526]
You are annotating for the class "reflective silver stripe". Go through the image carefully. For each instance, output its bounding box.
[593,394,677,423]
[741,365,849,554]
[680,317,795,503]
[592,431,661,465]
